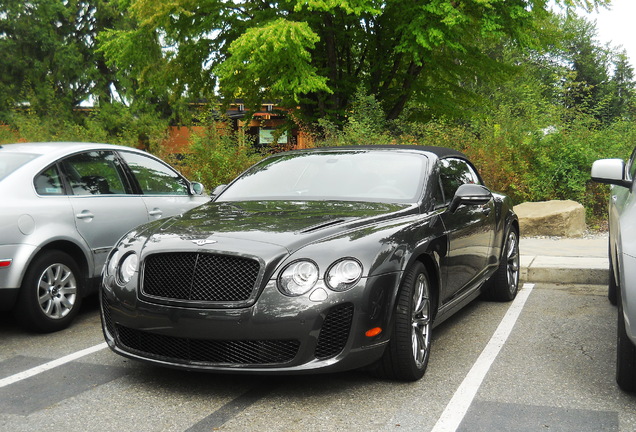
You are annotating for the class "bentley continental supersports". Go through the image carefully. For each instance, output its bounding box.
[101,145,519,381]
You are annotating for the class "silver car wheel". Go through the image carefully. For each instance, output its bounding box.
[411,272,431,368]
[505,231,520,294]
[37,263,77,320]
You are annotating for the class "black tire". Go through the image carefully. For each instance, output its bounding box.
[482,228,520,302]
[375,261,432,381]
[14,250,83,333]
[608,250,618,306]
[616,289,636,392]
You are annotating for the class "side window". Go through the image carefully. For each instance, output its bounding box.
[34,166,64,195]
[628,148,636,180]
[62,151,128,195]
[438,158,480,204]
[432,176,445,208]
[119,151,188,195]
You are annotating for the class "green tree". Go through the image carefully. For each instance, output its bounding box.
[607,51,636,121]
[99,0,610,126]
[0,0,130,120]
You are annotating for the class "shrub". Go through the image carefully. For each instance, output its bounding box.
[171,118,264,190]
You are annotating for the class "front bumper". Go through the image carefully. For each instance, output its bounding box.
[101,273,400,374]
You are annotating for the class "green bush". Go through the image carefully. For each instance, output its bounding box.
[171,118,264,190]
[312,91,636,228]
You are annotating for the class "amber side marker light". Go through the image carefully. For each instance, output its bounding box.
[365,327,382,337]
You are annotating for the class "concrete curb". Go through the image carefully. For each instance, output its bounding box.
[520,255,608,285]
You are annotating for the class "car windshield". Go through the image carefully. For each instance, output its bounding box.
[0,152,40,181]
[217,150,428,203]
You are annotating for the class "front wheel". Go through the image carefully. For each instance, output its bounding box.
[14,250,83,333]
[375,261,432,381]
[483,228,520,302]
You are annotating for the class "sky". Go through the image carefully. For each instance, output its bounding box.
[582,0,636,66]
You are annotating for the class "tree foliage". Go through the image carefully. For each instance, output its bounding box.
[97,0,610,124]
[0,0,131,120]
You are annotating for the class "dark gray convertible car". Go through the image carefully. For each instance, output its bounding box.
[101,145,519,380]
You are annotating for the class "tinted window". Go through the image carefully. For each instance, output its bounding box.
[438,158,480,204]
[34,166,64,195]
[217,151,428,203]
[628,148,636,180]
[62,151,128,195]
[119,152,189,195]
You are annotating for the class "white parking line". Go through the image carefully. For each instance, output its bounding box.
[0,342,108,389]
[431,283,535,432]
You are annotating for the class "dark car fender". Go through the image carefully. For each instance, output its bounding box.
[492,193,519,266]
[280,211,447,348]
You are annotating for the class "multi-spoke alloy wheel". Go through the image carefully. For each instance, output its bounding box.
[37,262,77,319]
[15,250,83,333]
[504,230,520,296]
[376,261,432,381]
[411,272,431,368]
[483,227,520,302]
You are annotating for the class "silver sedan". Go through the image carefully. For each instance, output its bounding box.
[0,142,209,332]
[592,152,636,392]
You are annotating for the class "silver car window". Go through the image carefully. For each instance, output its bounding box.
[34,166,64,195]
[119,151,189,195]
[0,153,39,181]
[628,148,636,180]
[62,151,128,195]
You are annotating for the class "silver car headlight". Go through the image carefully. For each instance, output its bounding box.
[278,260,319,296]
[118,253,138,285]
[326,259,362,291]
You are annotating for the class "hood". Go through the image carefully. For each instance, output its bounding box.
[150,200,415,251]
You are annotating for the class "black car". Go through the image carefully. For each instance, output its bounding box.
[101,145,519,381]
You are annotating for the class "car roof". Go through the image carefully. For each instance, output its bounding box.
[0,141,140,157]
[285,145,467,160]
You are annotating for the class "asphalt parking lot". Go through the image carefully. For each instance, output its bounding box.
[1,281,635,432]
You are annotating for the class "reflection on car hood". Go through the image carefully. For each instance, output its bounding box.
[153,200,415,250]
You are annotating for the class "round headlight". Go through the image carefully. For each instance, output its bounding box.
[326,259,362,291]
[278,260,319,296]
[106,249,120,276]
[118,253,138,284]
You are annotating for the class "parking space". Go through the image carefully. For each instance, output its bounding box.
[1,283,634,431]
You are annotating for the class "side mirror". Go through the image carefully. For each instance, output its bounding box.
[449,184,493,213]
[190,182,205,196]
[591,159,632,188]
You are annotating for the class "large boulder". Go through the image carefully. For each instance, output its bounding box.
[514,200,586,237]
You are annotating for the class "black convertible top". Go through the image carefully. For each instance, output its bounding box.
[291,145,467,160]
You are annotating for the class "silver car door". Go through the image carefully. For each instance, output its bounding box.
[118,151,206,220]
[62,151,149,277]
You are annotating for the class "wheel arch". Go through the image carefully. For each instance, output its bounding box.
[25,240,90,291]
[411,251,441,322]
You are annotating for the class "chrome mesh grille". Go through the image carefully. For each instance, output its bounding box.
[116,325,300,365]
[142,252,260,302]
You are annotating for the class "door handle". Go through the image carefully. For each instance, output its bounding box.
[148,209,163,218]
[76,211,94,220]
